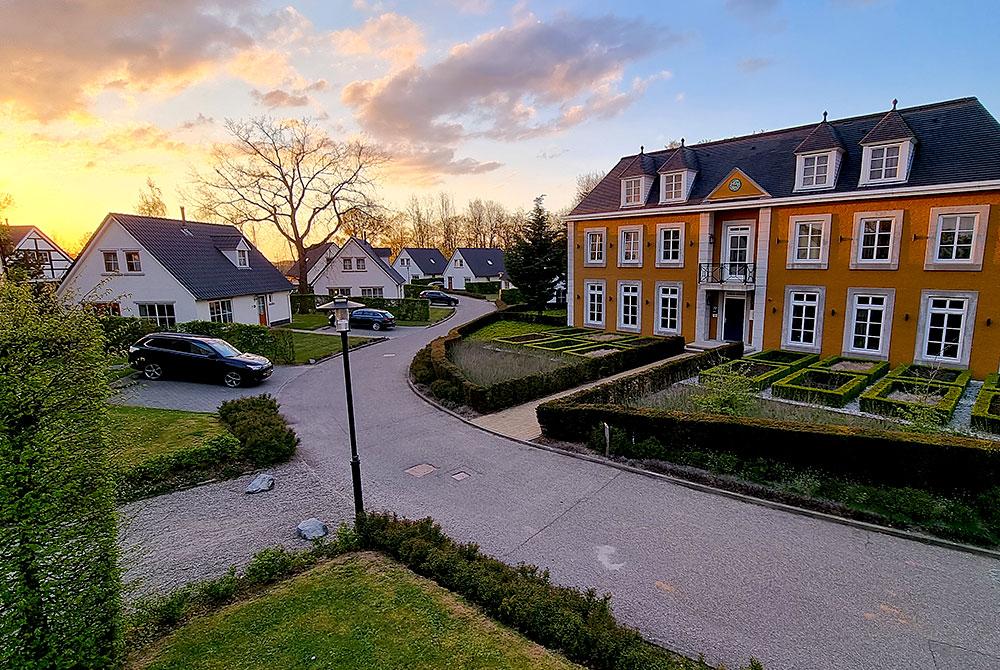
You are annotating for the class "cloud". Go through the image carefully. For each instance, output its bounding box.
[179,113,215,129]
[250,80,327,108]
[537,147,569,159]
[331,13,426,69]
[738,57,774,72]
[342,12,679,163]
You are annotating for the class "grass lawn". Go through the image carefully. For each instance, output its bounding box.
[107,405,226,468]
[292,331,367,364]
[130,553,580,670]
[465,320,561,341]
[282,312,329,330]
[397,306,455,327]
[448,340,571,385]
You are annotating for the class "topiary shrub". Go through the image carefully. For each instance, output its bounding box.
[218,395,298,466]
[178,321,295,364]
[410,346,436,385]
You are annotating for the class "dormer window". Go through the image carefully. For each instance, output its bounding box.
[661,173,684,202]
[802,154,828,187]
[859,141,913,186]
[237,249,249,267]
[622,177,643,206]
[794,150,840,191]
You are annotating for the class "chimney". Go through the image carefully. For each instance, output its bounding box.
[180,206,186,222]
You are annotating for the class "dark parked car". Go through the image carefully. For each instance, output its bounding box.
[419,289,459,306]
[337,308,396,331]
[128,333,273,388]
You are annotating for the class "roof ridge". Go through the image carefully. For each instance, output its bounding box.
[109,212,238,230]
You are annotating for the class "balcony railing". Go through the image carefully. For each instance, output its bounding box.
[699,262,756,284]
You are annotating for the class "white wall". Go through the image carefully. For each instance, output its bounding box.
[58,219,201,322]
[313,238,403,297]
[13,229,73,281]
[306,245,339,287]
[443,250,475,289]
[193,292,292,326]
[392,250,429,282]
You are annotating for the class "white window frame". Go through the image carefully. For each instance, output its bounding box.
[237,249,249,268]
[781,285,825,353]
[360,286,383,298]
[859,141,913,186]
[842,287,895,360]
[655,223,685,268]
[328,287,351,297]
[124,250,142,273]
[794,151,837,191]
[913,290,978,368]
[654,281,682,335]
[621,177,644,206]
[137,302,176,328]
[785,214,831,270]
[924,205,990,271]
[617,225,643,267]
[660,172,685,203]
[356,257,367,271]
[209,299,234,323]
[102,250,119,273]
[616,281,641,333]
[342,258,353,271]
[583,227,606,267]
[849,210,903,270]
[583,280,605,327]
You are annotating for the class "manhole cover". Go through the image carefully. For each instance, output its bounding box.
[405,463,437,477]
[451,471,470,481]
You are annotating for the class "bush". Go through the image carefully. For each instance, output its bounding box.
[218,395,299,466]
[888,363,971,388]
[971,387,1000,434]
[771,369,870,408]
[500,287,525,304]
[859,376,964,424]
[693,373,758,416]
[99,314,161,353]
[243,546,298,585]
[410,346,436,385]
[350,296,430,322]
[290,293,318,314]
[808,355,890,383]
[698,358,795,391]
[464,280,501,295]
[115,433,242,502]
[745,349,818,370]
[178,321,295,365]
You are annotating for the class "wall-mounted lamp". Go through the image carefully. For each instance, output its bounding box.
[647,240,653,247]
[608,241,614,248]
[838,235,853,243]
[988,318,993,327]
[771,306,777,314]
[911,234,929,242]
[830,308,836,316]
[775,238,786,245]
[708,234,715,244]
[576,243,581,249]
[689,239,696,247]
[576,294,581,300]
[645,299,650,305]
[685,301,691,308]
[904,313,910,321]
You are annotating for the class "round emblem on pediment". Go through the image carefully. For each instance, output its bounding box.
[728,178,743,191]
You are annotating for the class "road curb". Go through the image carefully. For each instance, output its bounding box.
[407,377,1000,561]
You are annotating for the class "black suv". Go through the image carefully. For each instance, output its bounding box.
[336,308,396,331]
[128,333,273,388]
[419,290,459,306]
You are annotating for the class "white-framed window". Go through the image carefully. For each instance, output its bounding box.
[342,258,353,271]
[661,172,684,202]
[655,224,684,267]
[617,281,641,332]
[584,281,605,326]
[848,294,887,354]
[400,257,410,267]
[850,210,903,270]
[360,286,383,298]
[782,286,825,353]
[618,226,642,266]
[237,249,249,267]
[924,205,990,271]
[795,221,823,261]
[802,154,828,187]
[584,228,606,266]
[859,141,912,186]
[357,257,366,271]
[124,250,142,273]
[137,303,176,328]
[654,282,681,335]
[102,251,119,273]
[914,292,978,366]
[328,287,351,297]
[209,299,234,323]
[622,177,643,206]
[454,258,464,268]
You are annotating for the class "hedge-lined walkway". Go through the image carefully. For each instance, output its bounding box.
[470,352,698,441]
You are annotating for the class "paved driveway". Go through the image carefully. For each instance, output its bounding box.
[120,296,1000,670]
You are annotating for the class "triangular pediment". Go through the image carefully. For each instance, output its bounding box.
[705,168,769,201]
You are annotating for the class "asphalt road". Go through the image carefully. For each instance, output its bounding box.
[119,296,1000,670]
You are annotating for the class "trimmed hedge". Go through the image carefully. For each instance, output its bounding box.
[887,363,972,388]
[698,358,796,391]
[404,280,442,298]
[178,321,295,365]
[290,293,318,314]
[984,373,1000,391]
[218,394,298,465]
[972,386,1000,434]
[414,308,685,413]
[745,349,818,371]
[350,296,430,322]
[808,355,890,384]
[859,376,964,424]
[500,287,525,304]
[99,314,161,353]
[465,280,501,295]
[771,369,869,408]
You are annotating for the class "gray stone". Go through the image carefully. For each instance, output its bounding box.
[296,517,328,540]
[245,474,274,494]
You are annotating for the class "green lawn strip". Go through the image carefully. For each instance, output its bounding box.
[280,312,329,330]
[107,406,226,469]
[465,320,561,341]
[130,553,580,670]
[292,332,367,364]
[396,306,455,327]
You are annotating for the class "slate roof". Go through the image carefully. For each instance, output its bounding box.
[657,144,699,173]
[571,97,1000,216]
[4,225,34,247]
[794,118,846,154]
[455,248,506,277]
[110,214,293,300]
[861,107,916,144]
[402,247,448,275]
[302,241,338,275]
[372,246,392,260]
[352,237,406,285]
[618,152,657,177]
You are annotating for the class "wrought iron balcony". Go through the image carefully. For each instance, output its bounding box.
[698,262,756,284]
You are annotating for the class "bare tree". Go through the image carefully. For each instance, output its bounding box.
[383,211,412,256]
[437,192,462,257]
[406,195,437,248]
[135,177,167,217]
[574,170,606,207]
[341,208,391,243]
[191,117,386,293]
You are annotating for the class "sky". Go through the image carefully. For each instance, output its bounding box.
[2,0,998,256]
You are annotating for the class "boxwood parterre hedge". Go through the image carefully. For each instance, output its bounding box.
[859,372,966,424]
[771,368,870,408]
[745,349,819,371]
[698,357,797,391]
[807,355,890,384]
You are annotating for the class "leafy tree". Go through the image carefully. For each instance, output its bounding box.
[135,177,168,217]
[504,196,564,312]
[0,282,123,668]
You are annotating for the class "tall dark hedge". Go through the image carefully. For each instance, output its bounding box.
[0,283,123,668]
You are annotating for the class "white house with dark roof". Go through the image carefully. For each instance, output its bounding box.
[57,213,293,327]
[1,225,73,282]
[443,248,512,290]
[393,247,448,282]
[311,236,405,298]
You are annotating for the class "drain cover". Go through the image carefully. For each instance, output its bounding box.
[451,471,470,481]
[405,463,437,477]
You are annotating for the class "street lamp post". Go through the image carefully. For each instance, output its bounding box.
[328,297,366,526]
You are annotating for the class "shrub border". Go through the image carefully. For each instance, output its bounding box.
[770,368,870,408]
[971,387,1000,434]
[887,363,972,388]
[745,349,819,371]
[858,376,964,424]
[698,358,797,391]
[807,355,890,384]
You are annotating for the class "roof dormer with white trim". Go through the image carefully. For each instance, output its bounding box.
[619,148,656,207]
[858,99,917,187]
[657,139,699,203]
[793,112,845,192]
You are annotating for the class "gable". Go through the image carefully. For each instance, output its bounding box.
[704,168,769,201]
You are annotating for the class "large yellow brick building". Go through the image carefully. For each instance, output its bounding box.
[566,97,1000,378]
